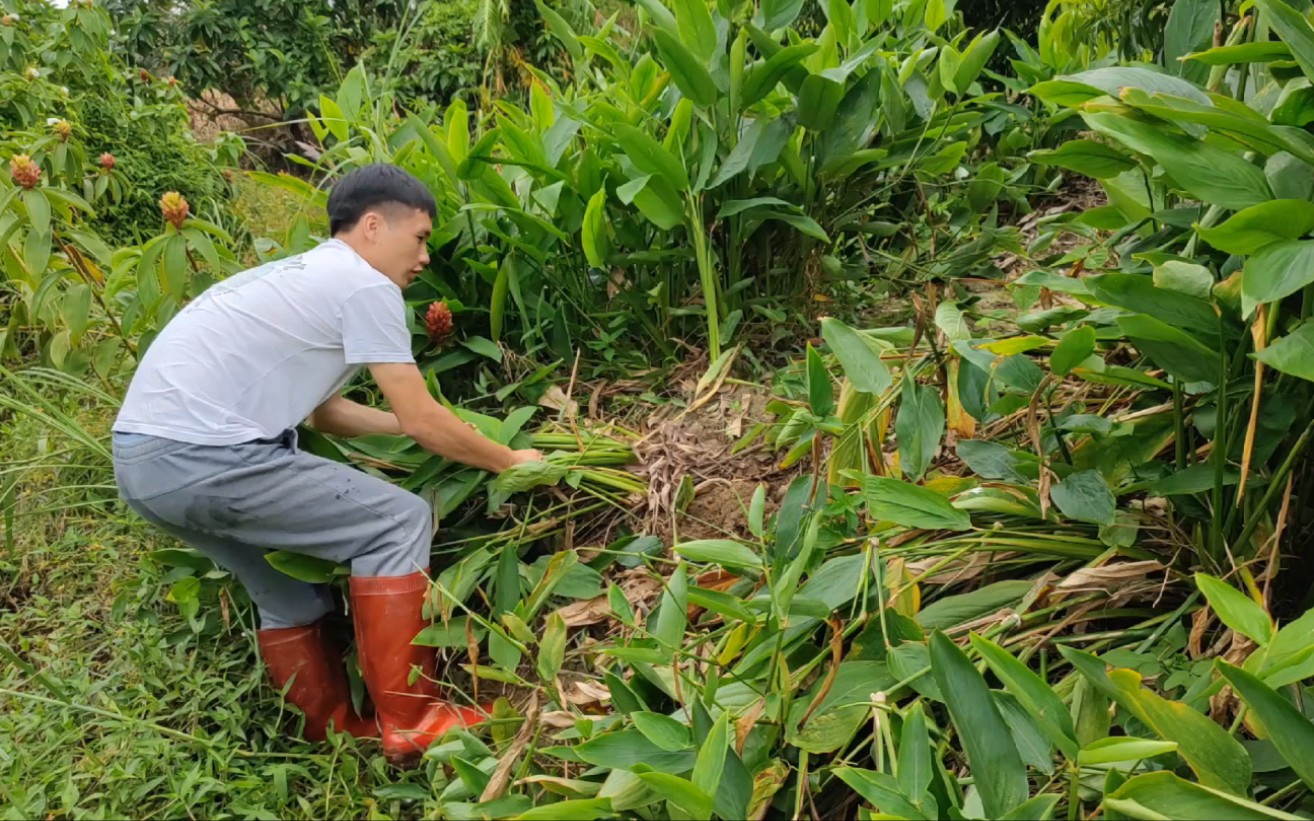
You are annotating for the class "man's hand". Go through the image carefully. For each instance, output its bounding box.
[368,362,539,473]
[506,448,543,469]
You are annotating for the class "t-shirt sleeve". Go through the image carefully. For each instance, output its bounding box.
[340,284,416,365]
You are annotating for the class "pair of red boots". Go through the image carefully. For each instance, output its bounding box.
[255,570,483,765]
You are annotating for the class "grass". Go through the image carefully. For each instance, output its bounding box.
[0,395,462,820]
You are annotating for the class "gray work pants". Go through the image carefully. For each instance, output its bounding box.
[111,429,432,629]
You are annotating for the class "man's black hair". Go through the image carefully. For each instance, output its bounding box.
[327,164,437,236]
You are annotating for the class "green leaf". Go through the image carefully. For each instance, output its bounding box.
[832,769,924,819]
[1084,111,1273,210]
[1195,573,1274,646]
[22,189,50,236]
[1150,464,1240,496]
[618,175,685,230]
[853,475,971,531]
[581,188,608,268]
[512,798,616,820]
[956,440,1040,483]
[741,44,818,107]
[1245,240,1314,305]
[671,0,716,61]
[538,612,566,683]
[631,712,692,752]
[952,29,1000,95]
[673,539,762,570]
[897,703,932,801]
[1001,795,1061,821]
[693,711,729,800]
[573,730,696,773]
[1106,772,1301,821]
[60,283,92,340]
[652,563,688,649]
[807,343,834,417]
[612,124,690,191]
[930,631,1028,818]
[1050,470,1116,526]
[461,336,503,362]
[1218,662,1314,791]
[797,73,846,131]
[1029,139,1137,179]
[24,225,51,277]
[1185,42,1292,66]
[789,661,898,753]
[1117,314,1219,383]
[1164,0,1216,84]
[1197,200,1314,255]
[1051,325,1096,377]
[634,772,711,817]
[1256,321,1314,382]
[265,551,342,583]
[1032,66,1212,108]
[970,634,1079,760]
[1154,261,1214,299]
[1107,668,1252,794]
[651,28,717,107]
[1089,274,1219,337]
[535,1,583,62]
[1078,737,1178,766]
[895,379,944,482]
[1255,0,1314,83]
[759,0,806,30]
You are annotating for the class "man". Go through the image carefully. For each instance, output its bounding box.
[111,164,540,765]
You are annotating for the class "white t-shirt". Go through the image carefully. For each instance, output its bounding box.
[113,238,415,445]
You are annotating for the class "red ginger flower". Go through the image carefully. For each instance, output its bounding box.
[99,152,115,171]
[425,301,453,343]
[10,155,40,189]
[159,191,189,229]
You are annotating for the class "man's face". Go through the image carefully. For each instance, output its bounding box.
[361,207,432,288]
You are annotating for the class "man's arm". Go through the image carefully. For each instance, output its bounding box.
[368,362,540,473]
[308,394,404,438]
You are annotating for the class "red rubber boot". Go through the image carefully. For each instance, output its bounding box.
[257,619,377,742]
[349,570,485,765]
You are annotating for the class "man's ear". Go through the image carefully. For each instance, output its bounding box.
[359,210,383,241]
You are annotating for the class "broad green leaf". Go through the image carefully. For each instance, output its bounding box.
[574,730,696,773]
[652,28,717,107]
[1255,0,1314,83]
[581,188,608,268]
[971,634,1079,760]
[930,631,1028,817]
[1000,794,1061,821]
[612,124,689,190]
[1218,662,1314,791]
[797,73,845,131]
[1197,200,1314,255]
[1116,314,1219,383]
[820,317,892,394]
[1185,42,1292,65]
[1078,737,1178,766]
[897,703,932,801]
[956,440,1040,483]
[1195,573,1274,646]
[60,283,92,340]
[535,1,583,62]
[673,539,762,570]
[631,712,692,752]
[538,612,566,683]
[789,661,897,753]
[832,768,924,819]
[1150,464,1240,496]
[672,0,716,61]
[758,0,806,29]
[1051,325,1096,376]
[1050,470,1116,526]
[22,189,50,236]
[951,29,1000,95]
[634,773,711,817]
[265,551,341,583]
[1256,321,1314,382]
[693,711,729,800]
[24,225,51,278]
[1108,668,1251,794]
[1029,139,1137,179]
[741,44,818,107]
[1154,261,1214,299]
[1084,111,1273,210]
[1106,772,1300,821]
[512,798,616,820]
[1245,240,1314,305]
[854,474,972,531]
[1164,0,1217,84]
[618,175,685,230]
[895,379,944,481]
[1033,66,1212,107]
[807,343,834,417]
[652,562,688,649]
